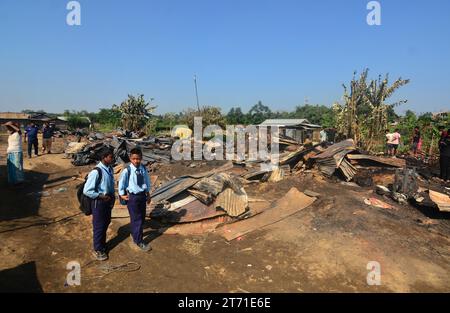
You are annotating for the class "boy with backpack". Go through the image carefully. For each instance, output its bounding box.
[83,148,116,261]
[118,148,152,252]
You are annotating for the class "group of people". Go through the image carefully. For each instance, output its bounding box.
[83,147,152,261]
[385,128,402,156]
[385,126,422,158]
[24,121,55,157]
[3,121,55,186]
[4,120,153,260]
[383,125,450,181]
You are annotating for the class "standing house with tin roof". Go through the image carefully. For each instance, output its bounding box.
[0,112,32,130]
[259,119,322,144]
[0,112,68,130]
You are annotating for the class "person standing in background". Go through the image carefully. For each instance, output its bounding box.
[439,126,447,142]
[385,129,396,156]
[391,129,401,157]
[4,122,24,185]
[75,128,82,143]
[42,122,55,154]
[411,126,421,158]
[439,129,450,182]
[24,122,39,158]
[385,130,393,156]
[319,129,328,143]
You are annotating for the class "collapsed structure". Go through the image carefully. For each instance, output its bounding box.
[69,127,449,240]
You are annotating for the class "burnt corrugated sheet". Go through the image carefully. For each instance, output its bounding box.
[215,187,248,217]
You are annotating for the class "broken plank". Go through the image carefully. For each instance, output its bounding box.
[429,190,450,212]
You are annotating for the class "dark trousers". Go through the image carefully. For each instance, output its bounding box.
[127,193,147,245]
[440,155,450,181]
[92,197,114,252]
[27,138,38,157]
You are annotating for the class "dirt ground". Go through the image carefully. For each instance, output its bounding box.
[0,134,449,292]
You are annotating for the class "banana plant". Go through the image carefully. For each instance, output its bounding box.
[113,94,157,132]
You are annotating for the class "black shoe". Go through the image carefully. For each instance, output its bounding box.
[93,250,108,261]
[137,242,152,252]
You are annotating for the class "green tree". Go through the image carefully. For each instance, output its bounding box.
[334,69,410,151]
[113,94,157,132]
[226,107,246,124]
[21,109,46,114]
[181,105,226,129]
[246,101,272,125]
[271,111,291,119]
[291,104,334,126]
[96,108,122,127]
[66,115,90,129]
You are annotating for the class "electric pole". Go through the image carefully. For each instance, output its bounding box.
[194,75,200,112]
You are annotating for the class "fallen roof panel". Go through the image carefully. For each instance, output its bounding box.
[216,187,316,241]
[346,154,406,168]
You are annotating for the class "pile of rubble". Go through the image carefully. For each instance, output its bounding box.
[66,135,173,166]
[118,160,318,239]
[74,131,449,239]
[370,167,450,212]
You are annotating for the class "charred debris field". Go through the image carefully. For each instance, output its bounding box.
[0,132,449,292]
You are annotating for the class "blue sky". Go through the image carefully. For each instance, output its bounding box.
[0,0,449,115]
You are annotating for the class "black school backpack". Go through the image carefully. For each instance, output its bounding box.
[77,167,103,216]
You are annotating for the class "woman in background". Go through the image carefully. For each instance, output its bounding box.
[411,126,421,158]
[4,121,24,185]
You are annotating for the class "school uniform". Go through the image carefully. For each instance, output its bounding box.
[83,162,116,252]
[118,163,151,245]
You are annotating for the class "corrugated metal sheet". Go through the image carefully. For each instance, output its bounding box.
[217,188,316,241]
[311,139,357,181]
[346,154,406,168]
[215,187,248,217]
[171,200,227,223]
[150,162,234,203]
[0,112,30,119]
[259,119,321,129]
[260,119,310,126]
[168,195,197,210]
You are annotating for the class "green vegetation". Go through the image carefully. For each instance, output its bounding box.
[396,111,450,156]
[23,82,448,157]
[113,94,157,132]
[62,110,91,129]
[333,69,410,151]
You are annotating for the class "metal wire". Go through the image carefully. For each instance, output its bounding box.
[98,262,141,275]
[82,261,141,280]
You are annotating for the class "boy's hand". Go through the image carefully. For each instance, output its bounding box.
[120,195,129,201]
[99,194,111,201]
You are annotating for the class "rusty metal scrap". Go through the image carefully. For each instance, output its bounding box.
[216,188,316,241]
[215,187,249,217]
[311,139,357,180]
[346,154,406,168]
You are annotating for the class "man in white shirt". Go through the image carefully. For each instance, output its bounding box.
[385,129,394,156]
[320,129,328,143]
